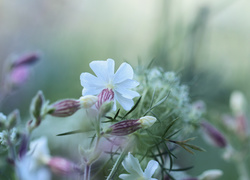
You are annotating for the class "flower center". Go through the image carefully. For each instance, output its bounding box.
[106,79,114,90]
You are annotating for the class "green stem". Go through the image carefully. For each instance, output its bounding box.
[236,158,249,180]
[84,164,91,180]
[106,144,131,180]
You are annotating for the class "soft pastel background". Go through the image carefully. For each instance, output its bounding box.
[0,0,250,179]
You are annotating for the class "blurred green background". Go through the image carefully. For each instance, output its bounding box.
[0,0,250,179]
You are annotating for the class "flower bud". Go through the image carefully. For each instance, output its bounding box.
[30,91,44,120]
[79,95,98,109]
[6,109,20,129]
[0,113,7,127]
[236,114,248,138]
[96,88,114,109]
[105,119,141,136]
[198,169,223,180]
[49,99,81,117]
[138,116,157,129]
[48,157,76,175]
[201,121,227,148]
[11,52,40,68]
[79,146,102,164]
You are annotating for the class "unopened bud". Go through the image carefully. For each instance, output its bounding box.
[96,88,114,109]
[201,121,227,148]
[6,109,20,129]
[138,116,157,129]
[49,99,81,117]
[236,114,248,138]
[79,95,98,109]
[11,52,40,68]
[105,119,141,136]
[48,157,76,175]
[78,146,102,164]
[0,113,7,127]
[198,169,223,180]
[30,91,44,119]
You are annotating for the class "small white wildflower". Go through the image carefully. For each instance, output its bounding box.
[28,136,51,165]
[198,169,223,180]
[80,59,140,111]
[119,152,159,180]
[16,136,51,180]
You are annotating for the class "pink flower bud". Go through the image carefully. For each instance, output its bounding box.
[236,114,248,138]
[201,121,227,148]
[48,157,75,175]
[106,119,141,136]
[10,66,30,85]
[11,52,40,68]
[50,99,81,117]
[96,88,114,109]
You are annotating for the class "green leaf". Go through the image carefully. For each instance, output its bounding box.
[162,118,179,137]
[121,96,141,119]
[56,129,86,136]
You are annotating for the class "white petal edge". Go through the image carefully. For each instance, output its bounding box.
[144,160,159,178]
[82,87,103,96]
[106,58,115,80]
[89,60,109,82]
[119,174,139,180]
[114,91,134,111]
[80,72,105,88]
[116,79,139,89]
[122,152,144,175]
[113,62,134,84]
[115,87,140,99]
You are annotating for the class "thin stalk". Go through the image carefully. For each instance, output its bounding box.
[236,157,249,180]
[106,142,131,180]
[84,164,91,180]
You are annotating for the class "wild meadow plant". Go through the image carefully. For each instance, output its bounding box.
[0,56,225,180]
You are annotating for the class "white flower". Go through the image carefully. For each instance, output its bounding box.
[198,169,223,180]
[80,59,140,111]
[15,137,51,180]
[119,152,159,180]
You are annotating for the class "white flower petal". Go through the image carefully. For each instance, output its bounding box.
[113,62,134,83]
[122,152,144,176]
[114,91,134,111]
[115,87,140,99]
[119,174,139,180]
[116,79,139,89]
[29,137,50,159]
[80,72,105,88]
[90,59,114,82]
[144,160,159,178]
[106,58,115,79]
[82,87,103,96]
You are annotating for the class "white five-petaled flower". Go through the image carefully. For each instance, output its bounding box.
[119,152,159,180]
[80,59,140,111]
[15,137,51,180]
